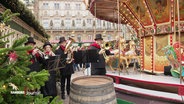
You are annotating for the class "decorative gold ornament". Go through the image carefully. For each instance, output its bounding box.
[3,85,6,89]
[27,78,30,81]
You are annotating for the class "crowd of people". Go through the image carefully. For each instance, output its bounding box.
[25,34,118,100]
[25,33,142,101]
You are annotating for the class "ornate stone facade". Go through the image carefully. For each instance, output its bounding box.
[33,0,119,43]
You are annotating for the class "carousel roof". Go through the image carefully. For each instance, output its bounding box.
[88,0,184,35]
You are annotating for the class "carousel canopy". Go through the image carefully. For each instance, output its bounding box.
[88,0,184,36]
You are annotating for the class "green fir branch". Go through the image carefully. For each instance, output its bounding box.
[12,36,28,48]
[0,48,10,54]
[3,13,20,23]
[14,46,32,51]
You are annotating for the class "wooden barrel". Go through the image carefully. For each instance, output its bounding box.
[69,76,117,104]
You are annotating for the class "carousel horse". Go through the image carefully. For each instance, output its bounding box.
[125,40,141,70]
[105,54,129,72]
[104,37,129,72]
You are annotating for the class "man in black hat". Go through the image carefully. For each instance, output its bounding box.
[55,37,74,99]
[89,34,107,75]
[25,37,43,72]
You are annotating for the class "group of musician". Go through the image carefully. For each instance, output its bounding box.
[24,33,140,100]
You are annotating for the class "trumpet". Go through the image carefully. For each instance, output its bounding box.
[33,47,46,59]
[64,39,75,64]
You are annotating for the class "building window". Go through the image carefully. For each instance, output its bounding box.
[65,3,70,10]
[77,11,80,16]
[53,18,61,29]
[55,11,58,15]
[54,3,60,9]
[61,20,64,27]
[77,35,81,42]
[87,19,92,24]
[97,19,101,26]
[43,3,49,9]
[107,34,111,40]
[76,4,81,10]
[76,18,82,28]
[107,22,111,29]
[86,19,92,28]
[66,11,70,16]
[42,19,49,29]
[88,35,92,40]
[65,18,71,29]
[83,20,86,26]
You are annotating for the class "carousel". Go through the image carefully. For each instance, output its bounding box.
[86,0,184,103]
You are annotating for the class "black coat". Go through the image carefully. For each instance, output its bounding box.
[28,52,44,73]
[55,47,74,76]
[89,45,106,69]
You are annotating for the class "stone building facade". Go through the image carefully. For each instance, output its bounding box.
[33,0,121,43]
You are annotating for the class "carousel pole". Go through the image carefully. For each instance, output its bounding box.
[117,0,121,76]
[138,0,142,72]
[173,0,176,42]
[94,2,97,39]
[176,0,182,84]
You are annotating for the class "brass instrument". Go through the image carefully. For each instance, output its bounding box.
[101,41,111,50]
[64,38,75,64]
[101,41,111,63]
[33,47,45,58]
[33,47,53,60]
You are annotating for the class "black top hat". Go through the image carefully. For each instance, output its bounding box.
[25,37,36,45]
[95,34,103,40]
[59,37,66,43]
[43,41,52,48]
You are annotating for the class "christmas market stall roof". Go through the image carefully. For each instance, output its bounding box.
[0,0,49,39]
[88,0,184,36]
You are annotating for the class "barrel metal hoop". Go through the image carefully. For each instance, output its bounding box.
[69,94,116,104]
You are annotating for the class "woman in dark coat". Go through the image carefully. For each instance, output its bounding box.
[41,42,57,101]
[55,37,74,99]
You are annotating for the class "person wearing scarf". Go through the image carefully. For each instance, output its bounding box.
[40,42,57,101]
[25,37,43,73]
[89,34,107,75]
[55,37,74,99]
